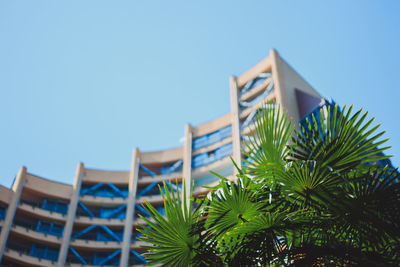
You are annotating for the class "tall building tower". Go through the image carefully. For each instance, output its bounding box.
[0,50,328,267]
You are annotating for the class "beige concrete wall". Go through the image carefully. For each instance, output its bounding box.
[280,58,321,99]
[73,216,125,227]
[79,195,126,206]
[70,239,121,251]
[83,169,130,185]
[24,173,72,200]
[18,203,67,222]
[11,225,62,246]
[140,146,183,164]
[136,194,164,205]
[0,186,11,205]
[3,248,54,267]
[279,57,321,127]
[192,113,232,138]
[138,173,182,185]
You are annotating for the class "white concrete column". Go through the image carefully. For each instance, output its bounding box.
[270,49,287,109]
[0,166,26,261]
[182,124,192,202]
[120,148,140,267]
[57,162,84,267]
[230,76,242,174]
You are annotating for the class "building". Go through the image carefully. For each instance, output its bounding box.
[0,49,328,266]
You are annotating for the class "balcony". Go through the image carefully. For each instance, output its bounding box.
[79,195,127,206]
[10,224,62,246]
[20,198,68,214]
[192,125,232,151]
[18,202,67,222]
[4,242,59,267]
[66,248,121,266]
[138,172,182,186]
[192,143,233,169]
[70,238,121,251]
[3,247,55,267]
[74,216,125,227]
[70,224,123,251]
[239,94,275,120]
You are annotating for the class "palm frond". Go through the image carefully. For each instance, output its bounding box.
[292,105,390,175]
[204,177,263,237]
[137,180,197,266]
[242,104,294,182]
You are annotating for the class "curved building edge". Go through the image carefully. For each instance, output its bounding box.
[0,49,331,267]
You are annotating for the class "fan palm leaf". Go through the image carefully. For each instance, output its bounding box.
[138,102,399,266]
[137,180,198,266]
[292,105,390,175]
[242,104,294,182]
[204,173,263,238]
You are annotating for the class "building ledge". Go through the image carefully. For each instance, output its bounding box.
[3,248,55,267]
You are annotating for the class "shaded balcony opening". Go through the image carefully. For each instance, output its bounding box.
[0,205,6,220]
[192,143,233,168]
[136,180,182,199]
[5,235,60,262]
[80,183,128,198]
[66,247,121,266]
[13,214,64,237]
[192,125,232,150]
[71,225,124,242]
[139,159,183,177]
[76,202,126,220]
[19,194,68,215]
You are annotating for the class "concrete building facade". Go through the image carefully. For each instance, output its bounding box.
[0,49,328,266]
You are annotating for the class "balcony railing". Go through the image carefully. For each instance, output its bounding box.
[13,217,64,237]
[20,198,68,215]
[6,242,59,262]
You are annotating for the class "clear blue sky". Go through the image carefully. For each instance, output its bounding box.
[1,1,399,188]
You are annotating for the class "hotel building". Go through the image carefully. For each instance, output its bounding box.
[0,50,332,266]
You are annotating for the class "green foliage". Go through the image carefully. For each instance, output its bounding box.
[243,105,294,181]
[137,181,198,266]
[139,104,400,266]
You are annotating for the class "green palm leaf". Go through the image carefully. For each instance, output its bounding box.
[204,175,263,237]
[242,104,294,181]
[137,180,198,266]
[292,105,390,175]
[325,168,400,250]
[138,103,399,266]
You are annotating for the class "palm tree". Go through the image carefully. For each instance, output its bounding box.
[138,104,400,266]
